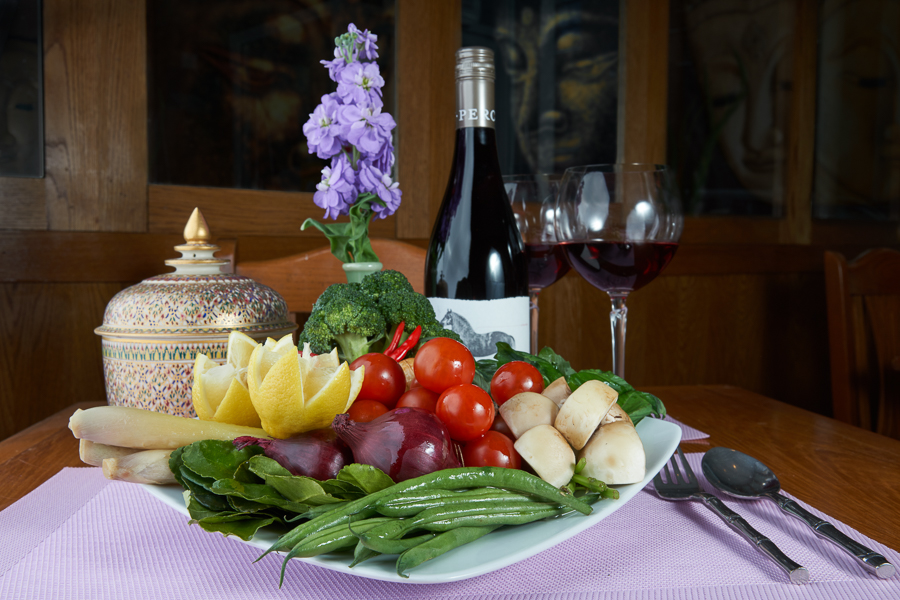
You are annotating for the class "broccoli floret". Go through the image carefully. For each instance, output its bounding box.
[297,282,386,362]
[360,270,460,340]
[299,271,463,362]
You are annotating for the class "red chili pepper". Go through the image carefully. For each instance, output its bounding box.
[386,325,422,361]
[385,321,406,355]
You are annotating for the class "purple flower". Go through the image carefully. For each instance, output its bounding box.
[372,137,395,173]
[302,93,343,159]
[314,154,357,218]
[338,104,395,156]
[348,23,379,61]
[321,48,348,83]
[337,62,384,108]
[358,160,401,219]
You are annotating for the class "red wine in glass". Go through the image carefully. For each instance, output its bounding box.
[504,174,565,355]
[563,241,678,295]
[555,164,683,378]
[525,242,571,289]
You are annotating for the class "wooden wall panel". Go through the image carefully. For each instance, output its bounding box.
[42,0,147,232]
[780,0,817,244]
[0,178,46,230]
[538,270,830,416]
[148,185,397,239]
[395,0,460,239]
[620,0,670,163]
[0,282,118,441]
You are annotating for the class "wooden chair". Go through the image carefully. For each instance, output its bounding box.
[234,238,427,315]
[824,248,900,439]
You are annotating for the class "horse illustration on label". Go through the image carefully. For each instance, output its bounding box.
[440,309,515,357]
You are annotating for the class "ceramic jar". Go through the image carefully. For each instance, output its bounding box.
[94,209,296,416]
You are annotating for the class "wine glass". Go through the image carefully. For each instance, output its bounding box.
[503,174,570,355]
[555,164,683,378]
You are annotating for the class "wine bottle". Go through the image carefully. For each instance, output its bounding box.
[425,47,530,359]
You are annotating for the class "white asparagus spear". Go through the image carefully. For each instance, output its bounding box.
[102,450,176,485]
[79,439,139,467]
[69,406,270,449]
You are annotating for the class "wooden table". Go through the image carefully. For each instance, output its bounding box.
[1,385,899,551]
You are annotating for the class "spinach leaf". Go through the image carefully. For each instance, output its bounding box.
[193,513,279,541]
[211,478,311,514]
[336,463,394,494]
[473,359,496,393]
[567,369,635,395]
[182,439,264,481]
[179,467,230,512]
[617,390,667,424]
[246,456,345,506]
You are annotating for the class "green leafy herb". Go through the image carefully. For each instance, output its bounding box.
[475,344,665,425]
[193,513,280,541]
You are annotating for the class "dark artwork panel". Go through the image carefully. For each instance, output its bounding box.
[147,0,395,193]
[0,0,43,178]
[667,0,794,217]
[813,0,900,221]
[462,0,619,177]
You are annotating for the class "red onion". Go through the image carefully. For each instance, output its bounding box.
[332,408,461,482]
[233,429,352,481]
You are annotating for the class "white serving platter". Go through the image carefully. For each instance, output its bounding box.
[142,416,681,583]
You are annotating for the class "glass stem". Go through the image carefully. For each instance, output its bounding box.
[529,288,541,355]
[609,294,628,379]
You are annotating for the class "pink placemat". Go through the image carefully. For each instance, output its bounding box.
[663,416,709,441]
[1,456,897,600]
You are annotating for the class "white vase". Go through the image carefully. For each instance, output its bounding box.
[342,261,383,283]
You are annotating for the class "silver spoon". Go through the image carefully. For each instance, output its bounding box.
[701,447,895,579]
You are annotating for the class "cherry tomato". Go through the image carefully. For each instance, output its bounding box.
[490,413,514,438]
[347,399,388,423]
[350,353,406,408]
[413,338,475,394]
[396,387,440,412]
[462,431,521,469]
[435,384,495,442]
[490,361,544,406]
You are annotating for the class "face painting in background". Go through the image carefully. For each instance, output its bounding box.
[684,0,794,214]
[495,1,619,175]
[814,0,900,220]
[148,0,393,192]
[0,39,40,177]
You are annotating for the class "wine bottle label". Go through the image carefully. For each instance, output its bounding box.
[429,296,530,359]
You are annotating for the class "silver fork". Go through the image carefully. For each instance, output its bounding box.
[653,448,810,584]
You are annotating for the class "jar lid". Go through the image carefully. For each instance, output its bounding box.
[95,208,297,339]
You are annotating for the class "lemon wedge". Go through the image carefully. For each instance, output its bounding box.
[192,331,262,427]
[247,337,364,438]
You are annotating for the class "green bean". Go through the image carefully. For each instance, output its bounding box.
[356,532,436,555]
[348,519,409,567]
[289,517,394,558]
[375,488,538,517]
[267,467,592,557]
[396,526,500,578]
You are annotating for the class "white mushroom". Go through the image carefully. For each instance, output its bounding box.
[601,403,633,427]
[577,421,646,485]
[542,376,571,407]
[513,425,575,488]
[553,380,618,450]
[499,392,559,439]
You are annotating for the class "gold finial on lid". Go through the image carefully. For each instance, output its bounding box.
[183,207,211,244]
[165,207,228,274]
